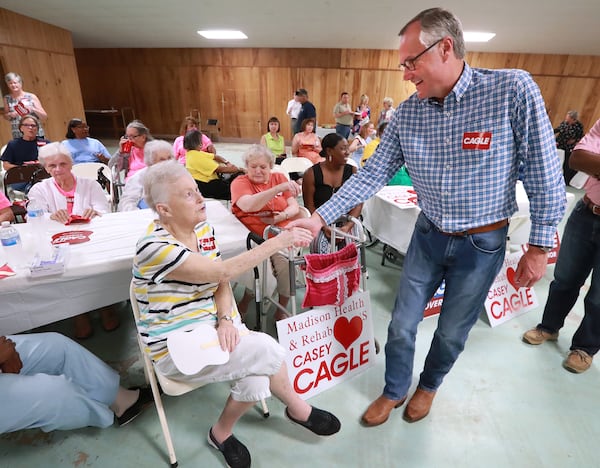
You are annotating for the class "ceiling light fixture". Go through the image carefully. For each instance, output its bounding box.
[463,31,496,42]
[197,30,247,40]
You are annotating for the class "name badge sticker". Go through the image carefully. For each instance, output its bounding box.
[200,236,216,251]
[462,132,492,150]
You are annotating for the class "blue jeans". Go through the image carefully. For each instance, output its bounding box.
[537,200,600,355]
[335,123,351,139]
[383,212,507,400]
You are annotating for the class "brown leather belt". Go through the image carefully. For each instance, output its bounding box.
[583,195,600,215]
[440,219,509,236]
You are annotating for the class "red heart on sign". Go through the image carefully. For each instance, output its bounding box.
[334,316,363,350]
[506,267,520,290]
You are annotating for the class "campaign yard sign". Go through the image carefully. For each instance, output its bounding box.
[424,281,445,317]
[484,251,539,327]
[276,291,376,400]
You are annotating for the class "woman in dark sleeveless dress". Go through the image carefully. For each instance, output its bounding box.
[302,133,362,253]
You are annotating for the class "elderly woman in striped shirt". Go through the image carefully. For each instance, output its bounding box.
[131,160,340,468]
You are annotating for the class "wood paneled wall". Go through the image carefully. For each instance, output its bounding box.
[74,47,600,141]
[0,8,85,143]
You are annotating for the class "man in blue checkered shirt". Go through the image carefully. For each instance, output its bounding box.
[290,8,566,425]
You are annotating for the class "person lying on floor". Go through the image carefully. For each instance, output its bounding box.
[0,332,153,434]
[132,160,340,468]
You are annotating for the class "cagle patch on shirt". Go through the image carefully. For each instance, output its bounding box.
[462,132,492,150]
[200,236,216,251]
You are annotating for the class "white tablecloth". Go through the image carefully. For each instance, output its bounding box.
[362,183,575,254]
[0,201,249,334]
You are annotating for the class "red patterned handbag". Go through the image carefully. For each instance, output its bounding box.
[301,243,360,308]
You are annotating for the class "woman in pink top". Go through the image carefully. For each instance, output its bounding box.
[173,116,216,164]
[109,120,152,182]
[291,118,323,164]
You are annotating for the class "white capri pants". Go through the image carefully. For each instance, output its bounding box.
[155,325,286,402]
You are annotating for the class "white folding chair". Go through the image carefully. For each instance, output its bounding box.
[129,281,269,467]
[71,162,115,210]
[345,158,359,169]
[280,157,313,178]
[270,165,290,181]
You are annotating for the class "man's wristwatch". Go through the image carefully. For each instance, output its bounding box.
[219,315,234,323]
[529,244,551,253]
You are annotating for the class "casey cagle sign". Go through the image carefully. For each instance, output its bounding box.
[276,291,376,400]
[484,251,539,327]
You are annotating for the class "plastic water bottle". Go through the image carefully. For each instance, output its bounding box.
[26,199,52,258]
[27,199,45,227]
[0,221,23,268]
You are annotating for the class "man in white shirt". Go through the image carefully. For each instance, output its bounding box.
[286,92,301,138]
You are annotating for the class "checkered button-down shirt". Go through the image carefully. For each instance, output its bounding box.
[318,63,566,247]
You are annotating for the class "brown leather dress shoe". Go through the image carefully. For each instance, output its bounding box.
[361,394,406,427]
[403,388,436,423]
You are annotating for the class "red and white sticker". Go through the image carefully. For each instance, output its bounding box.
[51,230,93,245]
[462,132,492,150]
[0,263,16,279]
[200,236,216,251]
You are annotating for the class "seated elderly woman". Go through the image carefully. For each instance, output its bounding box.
[133,160,340,468]
[118,140,174,211]
[108,120,152,182]
[28,142,116,339]
[184,129,244,200]
[230,144,303,320]
[28,142,109,223]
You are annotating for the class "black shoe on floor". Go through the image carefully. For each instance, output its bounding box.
[117,386,154,427]
[207,428,251,468]
[285,406,341,436]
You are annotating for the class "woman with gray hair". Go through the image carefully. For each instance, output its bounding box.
[377,97,395,126]
[230,144,303,319]
[28,141,113,339]
[3,72,47,139]
[28,142,109,223]
[118,140,174,211]
[133,160,339,467]
[109,120,153,182]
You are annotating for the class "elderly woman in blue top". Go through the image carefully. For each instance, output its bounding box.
[132,160,340,468]
[290,7,565,427]
[61,118,111,165]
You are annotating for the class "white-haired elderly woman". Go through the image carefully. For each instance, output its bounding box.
[28,142,114,339]
[118,140,174,211]
[230,144,303,320]
[28,142,109,224]
[377,97,395,126]
[132,160,339,467]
